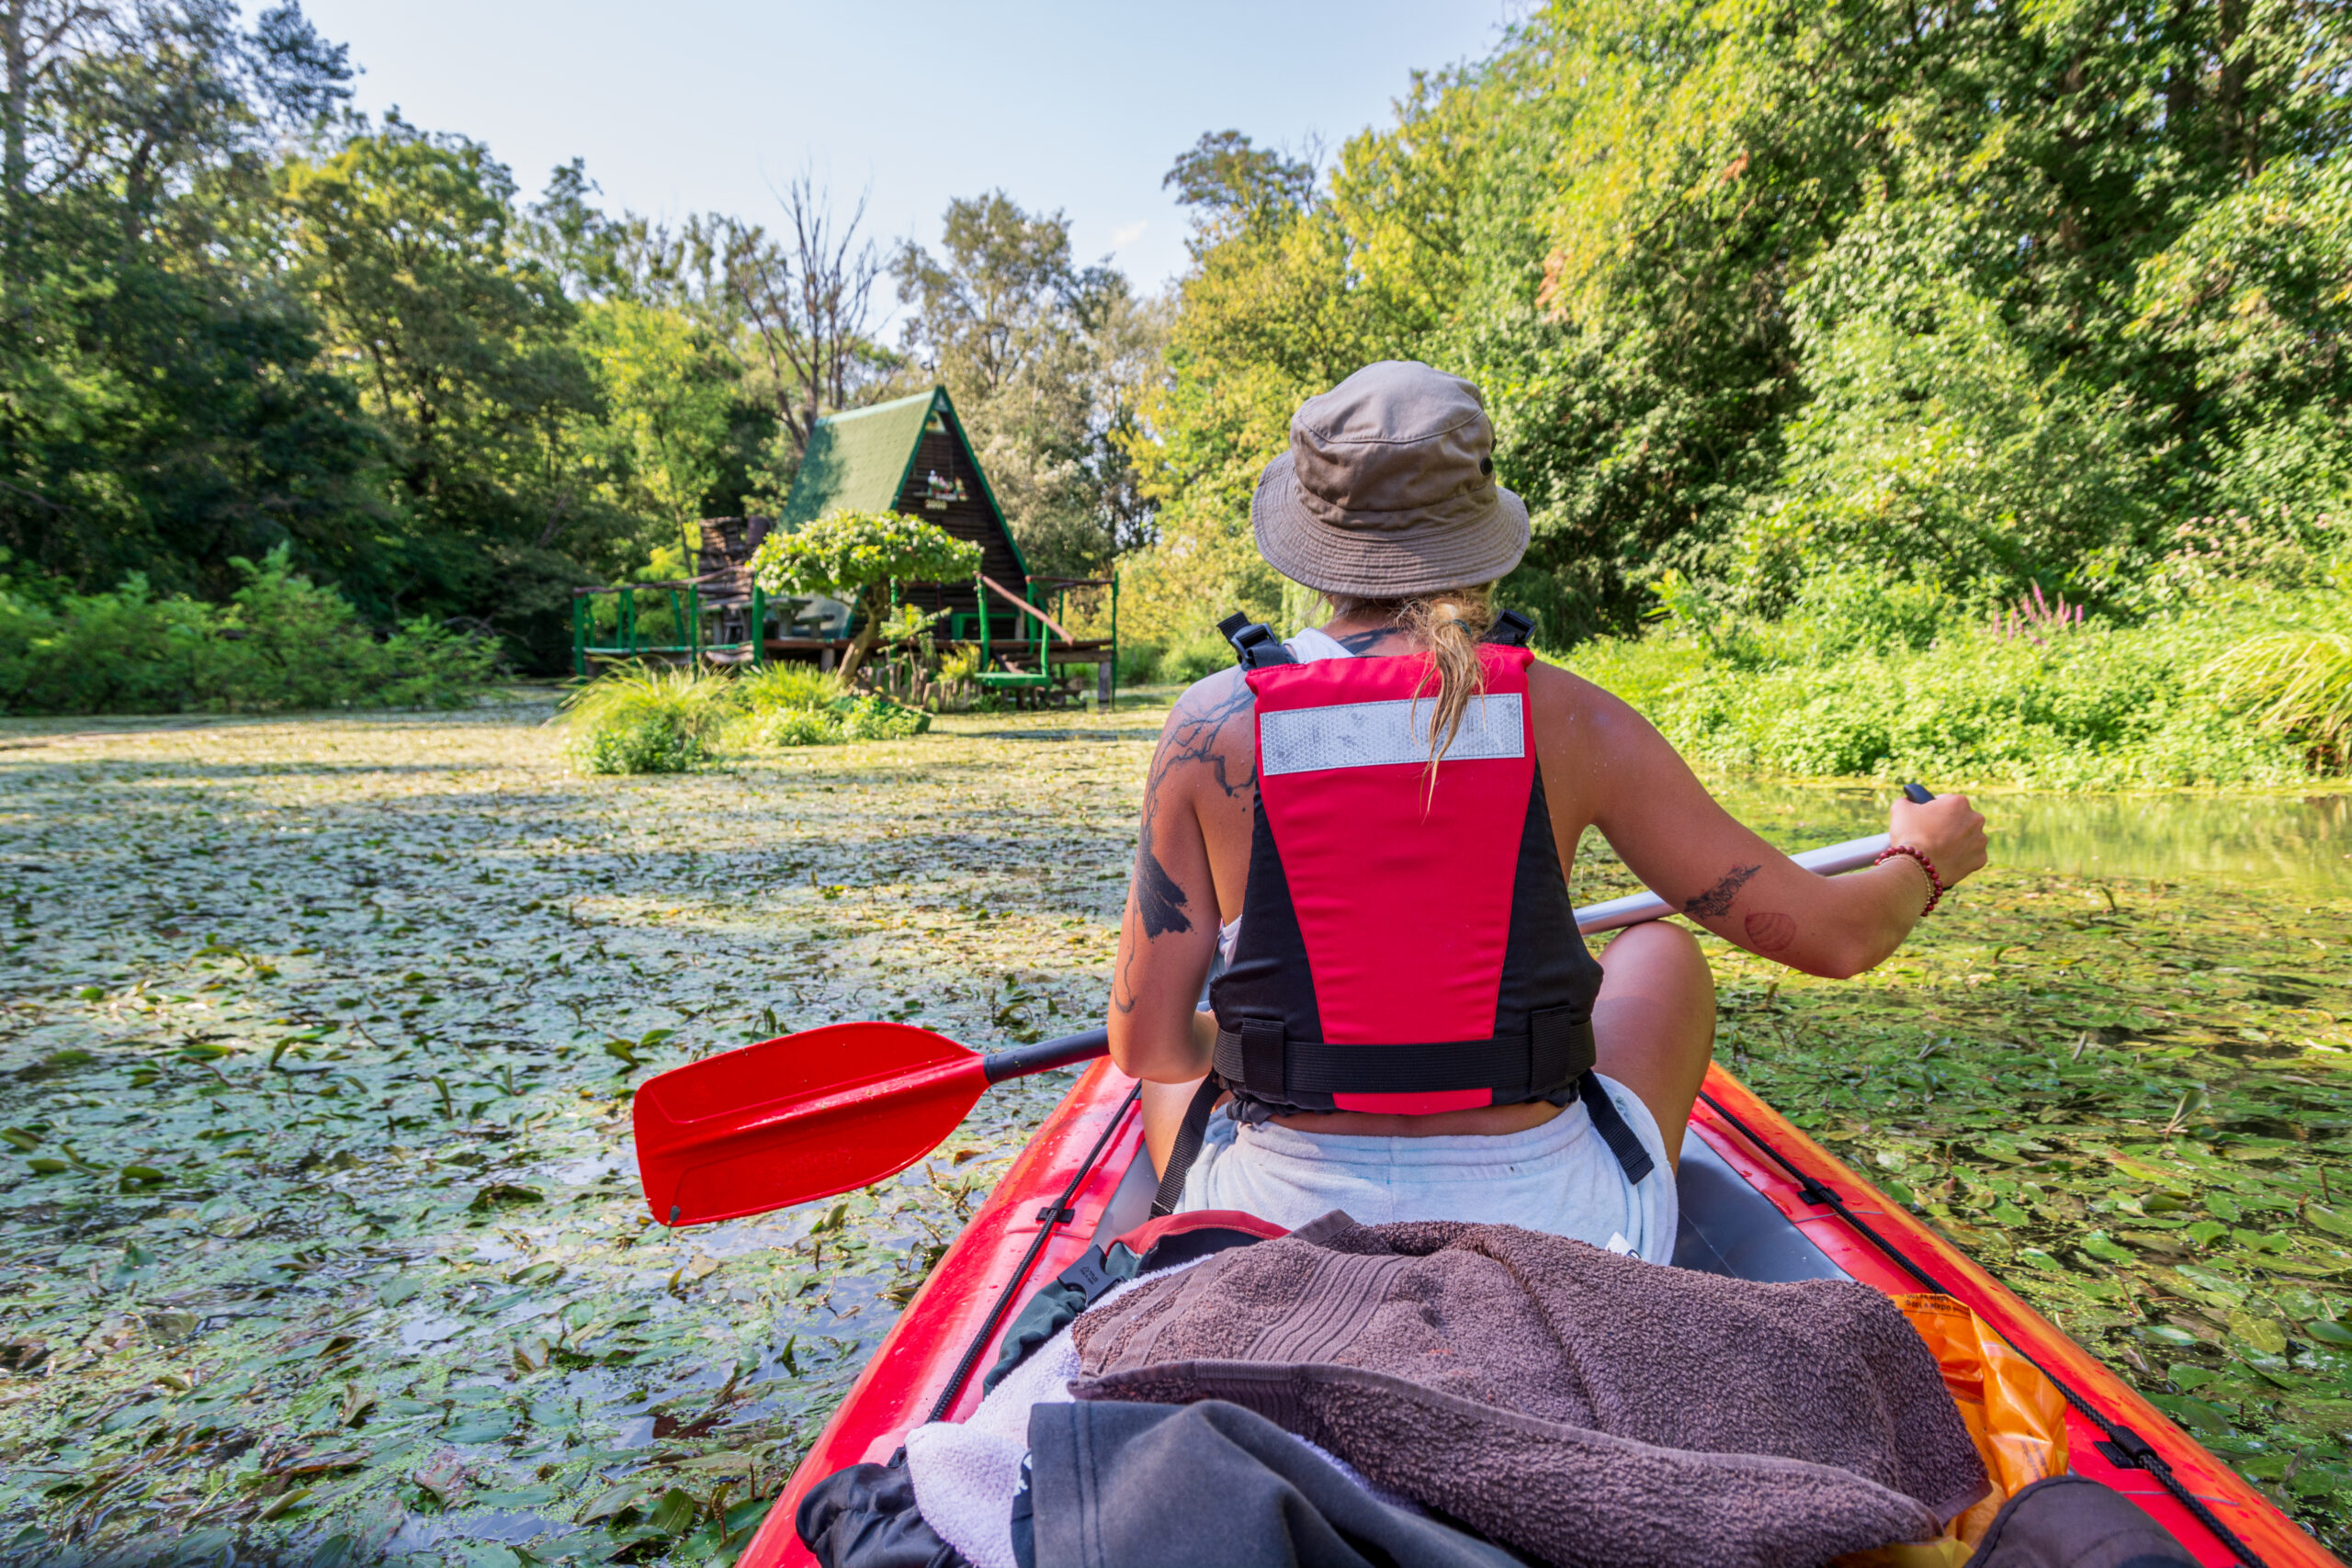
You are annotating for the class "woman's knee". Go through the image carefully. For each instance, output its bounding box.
[1599,919,1713,986]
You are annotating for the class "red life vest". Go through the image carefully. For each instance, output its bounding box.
[1150,614,1653,1215]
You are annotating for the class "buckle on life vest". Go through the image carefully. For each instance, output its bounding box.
[1484,608,1535,648]
[1216,612,1295,669]
[1211,1007,1597,1101]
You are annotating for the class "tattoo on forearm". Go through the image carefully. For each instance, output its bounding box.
[1134,843,1191,938]
[1743,910,1795,953]
[1682,863,1759,919]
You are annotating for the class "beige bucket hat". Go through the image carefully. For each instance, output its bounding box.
[1250,360,1529,598]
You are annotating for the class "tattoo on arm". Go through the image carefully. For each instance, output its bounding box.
[1154,672,1257,798]
[1134,843,1191,938]
[1743,910,1796,953]
[1682,863,1759,919]
[1114,673,1249,1014]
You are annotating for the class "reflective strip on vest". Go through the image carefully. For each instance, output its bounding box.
[1259,694,1525,776]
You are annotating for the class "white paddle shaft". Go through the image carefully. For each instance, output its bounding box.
[1573,833,1893,936]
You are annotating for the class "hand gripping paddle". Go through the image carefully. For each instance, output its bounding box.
[633,1023,1110,1226]
[634,784,1939,1226]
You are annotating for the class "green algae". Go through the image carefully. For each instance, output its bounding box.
[0,705,1159,1566]
[3,706,2346,1562]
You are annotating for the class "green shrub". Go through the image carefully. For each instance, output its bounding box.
[837,695,929,741]
[1115,640,1165,687]
[719,676,930,751]
[736,663,840,713]
[558,665,737,774]
[0,548,494,716]
[742,706,842,748]
[1163,636,1233,686]
[1565,615,2314,790]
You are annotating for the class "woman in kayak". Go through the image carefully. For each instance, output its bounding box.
[1107,360,1985,1260]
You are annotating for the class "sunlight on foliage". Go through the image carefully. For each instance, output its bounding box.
[556,664,737,774]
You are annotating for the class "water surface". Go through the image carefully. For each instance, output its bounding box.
[1713,781,2352,894]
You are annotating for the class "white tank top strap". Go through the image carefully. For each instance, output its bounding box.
[1282,626,1355,663]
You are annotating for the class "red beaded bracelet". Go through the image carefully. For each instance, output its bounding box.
[1874,843,1945,917]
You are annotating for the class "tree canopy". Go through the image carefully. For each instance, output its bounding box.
[1119,0,2352,645]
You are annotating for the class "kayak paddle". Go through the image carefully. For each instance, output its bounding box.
[635,784,1938,1225]
[634,1022,1109,1226]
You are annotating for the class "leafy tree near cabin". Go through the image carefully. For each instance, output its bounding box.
[749,510,982,682]
[894,191,1164,580]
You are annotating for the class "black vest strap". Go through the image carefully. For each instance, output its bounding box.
[1150,1076,1225,1217]
[1216,611,1295,669]
[1209,1008,1596,1100]
[1579,1074,1657,1185]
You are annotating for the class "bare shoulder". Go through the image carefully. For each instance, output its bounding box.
[1524,655,1652,748]
[1151,666,1258,804]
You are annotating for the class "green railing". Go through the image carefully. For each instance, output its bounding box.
[569,577,767,675]
[977,572,1117,705]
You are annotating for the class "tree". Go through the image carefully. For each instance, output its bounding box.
[0,1,382,601]
[572,298,738,566]
[893,192,1163,577]
[1126,0,2352,645]
[718,174,894,458]
[748,509,980,682]
[1162,130,1317,231]
[277,117,609,631]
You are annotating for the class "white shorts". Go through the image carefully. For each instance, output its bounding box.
[1174,1073,1681,1263]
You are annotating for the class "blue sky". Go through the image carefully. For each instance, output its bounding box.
[296,1,1525,295]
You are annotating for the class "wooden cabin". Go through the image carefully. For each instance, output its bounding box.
[781,387,1025,642]
[571,386,1116,704]
[778,386,1116,702]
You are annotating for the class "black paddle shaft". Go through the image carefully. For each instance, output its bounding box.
[982,1027,1112,1085]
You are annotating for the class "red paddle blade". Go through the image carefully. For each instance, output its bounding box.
[633,1021,990,1226]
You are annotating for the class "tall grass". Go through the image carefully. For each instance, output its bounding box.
[556,665,738,774]
[2204,631,2352,765]
[1559,607,2346,790]
[736,663,838,713]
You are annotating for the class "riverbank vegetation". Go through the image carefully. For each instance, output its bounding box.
[1109,0,2352,786]
[16,1,2352,795]
[3,713,2348,1560]
[0,5,1158,688]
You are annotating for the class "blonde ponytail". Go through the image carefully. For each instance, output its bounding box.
[1324,583,1497,787]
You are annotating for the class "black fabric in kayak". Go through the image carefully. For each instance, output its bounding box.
[1022,1398,1527,1568]
[980,1217,1281,1394]
[1962,1476,2195,1568]
[797,1448,968,1568]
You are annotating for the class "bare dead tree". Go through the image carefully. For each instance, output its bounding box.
[722,171,885,455]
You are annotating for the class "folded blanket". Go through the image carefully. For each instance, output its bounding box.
[1069,1211,1988,1568]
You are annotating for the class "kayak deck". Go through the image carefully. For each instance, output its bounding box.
[743,1060,2333,1568]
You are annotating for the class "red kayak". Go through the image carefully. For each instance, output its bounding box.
[734,1057,2336,1568]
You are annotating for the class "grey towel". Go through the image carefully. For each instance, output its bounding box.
[1067,1211,1988,1568]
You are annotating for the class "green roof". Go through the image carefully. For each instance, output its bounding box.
[777,385,1028,579]
[778,390,938,526]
